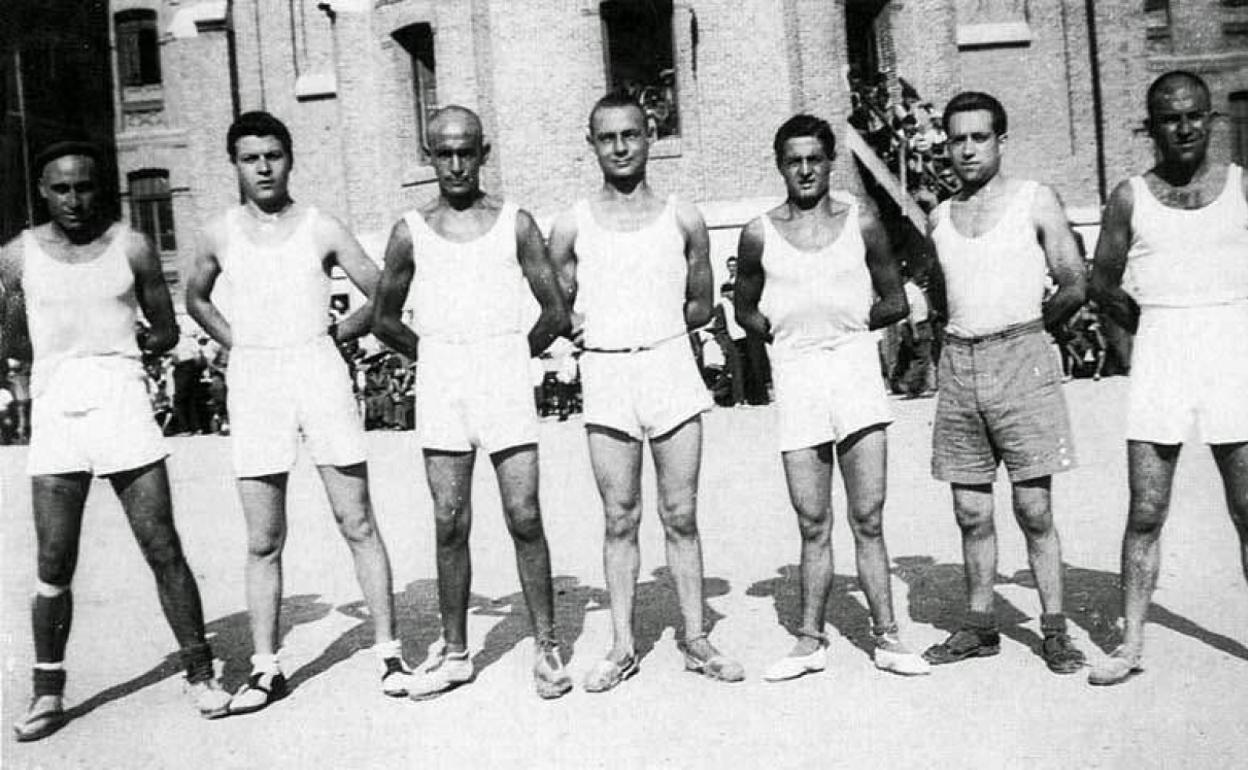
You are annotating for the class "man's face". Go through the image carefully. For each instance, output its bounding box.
[589,105,650,181]
[777,136,832,206]
[232,135,291,206]
[429,122,487,200]
[1148,82,1211,168]
[39,155,98,233]
[946,110,1003,186]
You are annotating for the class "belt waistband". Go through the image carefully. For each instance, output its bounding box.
[944,318,1045,346]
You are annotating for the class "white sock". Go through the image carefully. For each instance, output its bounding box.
[250,653,280,675]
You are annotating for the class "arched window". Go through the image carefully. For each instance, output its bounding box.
[128,169,175,252]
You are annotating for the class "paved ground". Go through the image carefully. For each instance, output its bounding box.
[3,377,1247,769]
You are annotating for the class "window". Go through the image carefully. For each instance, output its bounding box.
[601,0,679,140]
[116,9,161,88]
[392,23,437,161]
[128,170,175,252]
[1144,0,1171,38]
[1232,93,1248,167]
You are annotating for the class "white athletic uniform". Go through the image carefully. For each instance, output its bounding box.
[572,195,710,440]
[1123,164,1248,444]
[23,225,167,476]
[759,193,891,452]
[403,201,537,453]
[218,206,365,476]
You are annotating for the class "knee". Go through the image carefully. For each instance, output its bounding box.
[1126,496,1169,537]
[795,504,832,542]
[659,501,699,542]
[1013,504,1054,538]
[848,499,885,540]
[433,504,470,548]
[247,527,285,561]
[954,505,993,537]
[36,549,75,588]
[336,511,378,546]
[603,499,641,542]
[138,529,186,570]
[504,501,545,544]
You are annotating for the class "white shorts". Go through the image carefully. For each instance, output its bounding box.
[416,335,538,454]
[27,358,167,477]
[1127,305,1248,444]
[579,336,711,440]
[771,336,892,452]
[227,337,366,476]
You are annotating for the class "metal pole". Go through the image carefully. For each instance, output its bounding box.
[14,50,35,227]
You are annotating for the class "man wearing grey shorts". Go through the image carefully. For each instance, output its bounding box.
[920,92,1087,674]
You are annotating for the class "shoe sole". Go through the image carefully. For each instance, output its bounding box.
[226,686,288,716]
[1088,666,1143,686]
[535,678,574,700]
[13,713,67,742]
[1046,660,1087,675]
[408,676,474,702]
[762,664,825,683]
[584,660,639,693]
[923,645,1000,665]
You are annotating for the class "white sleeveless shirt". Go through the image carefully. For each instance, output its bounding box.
[572,196,688,349]
[758,193,875,361]
[1124,164,1248,309]
[931,181,1047,336]
[403,202,526,341]
[218,206,330,349]
[23,225,142,397]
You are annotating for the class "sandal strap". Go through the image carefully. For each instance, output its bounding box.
[796,627,830,644]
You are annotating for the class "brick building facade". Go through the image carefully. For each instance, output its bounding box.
[107,0,1247,320]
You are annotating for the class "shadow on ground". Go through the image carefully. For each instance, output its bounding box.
[746,566,876,658]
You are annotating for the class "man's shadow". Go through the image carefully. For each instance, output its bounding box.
[65,593,334,723]
[746,566,877,658]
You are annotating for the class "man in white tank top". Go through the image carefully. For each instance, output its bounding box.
[921,92,1088,674]
[1088,71,1248,685]
[372,106,573,700]
[2,142,230,740]
[735,114,930,681]
[548,93,743,690]
[186,112,411,711]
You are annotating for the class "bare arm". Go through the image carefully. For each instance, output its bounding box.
[675,200,713,330]
[546,208,581,343]
[915,208,948,322]
[371,219,420,360]
[322,214,381,343]
[1034,184,1087,333]
[186,220,233,348]
[860,197,909,330]
[126,229,180,355]
[0,237,29,362]
[733,217,772,342]
[1088,180,1140,333]
[516,209,571,356]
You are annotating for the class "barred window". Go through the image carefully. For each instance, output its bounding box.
[116,9,161,88]
[128,170,175,252]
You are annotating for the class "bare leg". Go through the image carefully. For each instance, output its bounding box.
[650,418,706,643]
[490,445,556,643]
[319,462,397,646]
[1010,476,1063,615]
[1211,442,1248,588]
[1119,441,1180,655]
[838,426,895,631]
[779,442,834,656]
[423,451,475,653]
[952,483,997,615]
[586,426,643,661]
[238,474,288,658]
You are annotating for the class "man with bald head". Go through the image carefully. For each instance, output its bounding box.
[1088,71,1248,685]
[188,111,411,712]
[2,141,230,740]
[374,105,573,700]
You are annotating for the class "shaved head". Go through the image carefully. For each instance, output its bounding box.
[427,105,485,148]
[1147,70,1210,117]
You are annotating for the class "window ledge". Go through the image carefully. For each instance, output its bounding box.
[650,136,682,159]
[956,21,1032,49]
[295,71,337,101]
[122,84,164,112]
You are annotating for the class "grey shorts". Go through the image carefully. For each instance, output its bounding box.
[931,320,1076,485]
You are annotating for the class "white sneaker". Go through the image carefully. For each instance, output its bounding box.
[874,635,931,676]
[408,641,474,701]
[762,645,827,682]
[380,657,413,697]
[185,677,231,719]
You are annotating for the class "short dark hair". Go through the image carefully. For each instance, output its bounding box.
[33,140,104,178]
[226,111,293,160]
[772,114,836,162]
[942,91,1008,136]
[587,90,645,133]
[1146,70,1211,116]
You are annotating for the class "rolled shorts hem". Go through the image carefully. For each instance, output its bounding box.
[779,418,892,454]
[29,448,169,479]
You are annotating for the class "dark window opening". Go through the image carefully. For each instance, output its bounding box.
[392,23,437,162]
[116,9,161,88]
[128,170,176,252]
[1231,92,1248,167]
[601,0,679,140]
